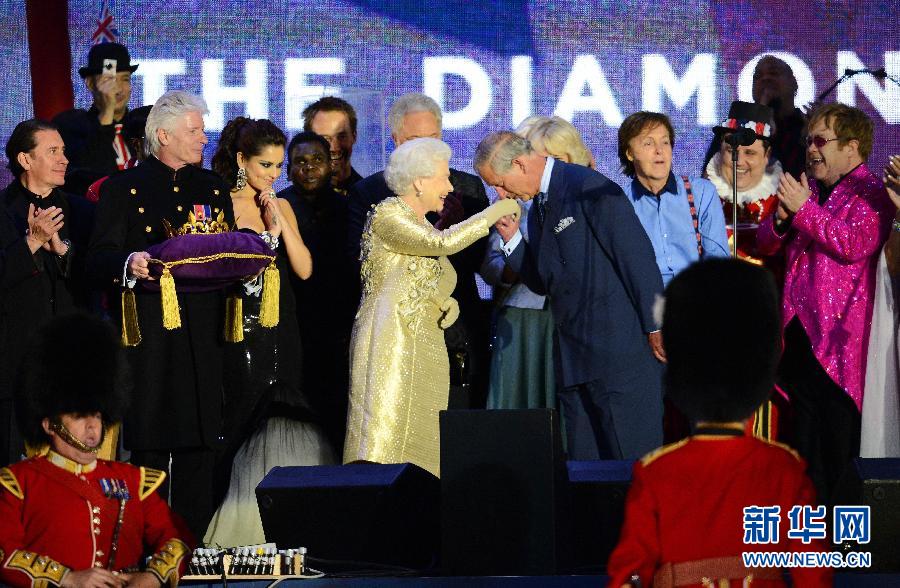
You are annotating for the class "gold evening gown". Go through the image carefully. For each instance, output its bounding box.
[344,196,491,476]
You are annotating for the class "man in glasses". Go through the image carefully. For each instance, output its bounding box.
[757,104,894,504]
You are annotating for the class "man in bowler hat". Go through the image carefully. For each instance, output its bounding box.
[53,42,139,196]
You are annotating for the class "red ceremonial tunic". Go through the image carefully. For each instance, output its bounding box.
[0,452,191,587]
[607,432,832,587]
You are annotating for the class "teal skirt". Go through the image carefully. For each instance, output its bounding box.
[487,306,557,411]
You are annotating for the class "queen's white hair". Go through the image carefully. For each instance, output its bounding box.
[145,90,208,157]
[384,137,451,197]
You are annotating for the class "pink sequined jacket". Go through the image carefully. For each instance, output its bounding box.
[757,164,893,410]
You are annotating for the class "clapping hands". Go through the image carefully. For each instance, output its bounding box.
[25,203,64,254]
[884,155,900,209]
[775,172,812,218]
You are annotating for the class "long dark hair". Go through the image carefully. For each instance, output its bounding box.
[212,117,286,188]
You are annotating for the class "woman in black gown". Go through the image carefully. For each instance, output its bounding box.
[206,117,336,546]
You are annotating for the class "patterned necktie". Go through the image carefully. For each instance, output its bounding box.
[112,123,131,170]
[536,192,547,225]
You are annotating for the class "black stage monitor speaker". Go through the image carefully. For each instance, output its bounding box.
[256,462,440,569]
[832,458,900,572]
[567,460,633,573]
[440,408,567,576]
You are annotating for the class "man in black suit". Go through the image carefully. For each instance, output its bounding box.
[348,93,491,407]
[476,131,665,460]
[86,90,233,539]
[302,96,363,195]
[0,119,90,466]
[279,131,359,451]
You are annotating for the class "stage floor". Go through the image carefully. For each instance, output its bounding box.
[183,572,899,586]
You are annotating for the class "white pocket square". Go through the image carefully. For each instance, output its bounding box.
[553,216,575,234]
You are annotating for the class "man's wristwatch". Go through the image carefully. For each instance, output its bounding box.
[59,239,72,256]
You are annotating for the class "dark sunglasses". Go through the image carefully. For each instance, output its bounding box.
[805,135,839,148]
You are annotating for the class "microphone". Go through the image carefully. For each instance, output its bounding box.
[844,68,888,80]
[724,128,757,148]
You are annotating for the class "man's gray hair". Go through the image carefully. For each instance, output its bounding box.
[384,137,451,196]
[474,131,533,175]
[145,90,208,157]
[388,93,443,137]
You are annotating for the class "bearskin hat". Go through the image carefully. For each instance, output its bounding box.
[663,258,781,423]
[16,313,128,447]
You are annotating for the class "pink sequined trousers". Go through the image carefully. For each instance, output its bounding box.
[757,164,893,410]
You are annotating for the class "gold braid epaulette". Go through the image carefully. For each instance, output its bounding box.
[3,550,69,586]
[640,438,690,467]
[139,467,166,501]
[146,539,190,587]
[763,438,803,462]
[0,467,23,499]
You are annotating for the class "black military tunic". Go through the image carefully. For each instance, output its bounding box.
[87,156,235,453]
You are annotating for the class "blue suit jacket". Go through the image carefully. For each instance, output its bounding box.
[507,161,664,390]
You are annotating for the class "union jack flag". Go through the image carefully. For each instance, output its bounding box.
[91,0,120,45]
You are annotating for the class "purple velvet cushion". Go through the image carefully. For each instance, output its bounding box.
[142,232,274,292]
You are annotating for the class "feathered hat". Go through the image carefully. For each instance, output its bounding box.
[713,101,775,143]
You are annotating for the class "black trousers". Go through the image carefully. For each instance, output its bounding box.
[778,318,861,505]
[130,447,223,542]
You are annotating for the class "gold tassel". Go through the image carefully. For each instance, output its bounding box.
[159,267,182,330]
[224,294,244,343]
[121,289,142,347]
[258,262,280,328]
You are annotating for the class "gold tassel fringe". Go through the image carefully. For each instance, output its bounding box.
[224,294,244,343]
[258,262,280,328]
[121,289,142,347]
[159,267,182,330]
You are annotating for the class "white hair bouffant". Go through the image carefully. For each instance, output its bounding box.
[515,115,551,138]
[145,90,208,157]
[385,137,451,197]
[388,93,443,137]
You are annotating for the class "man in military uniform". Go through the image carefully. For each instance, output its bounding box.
[87,90,234,539]
[606,259,831,587]
[0,313,190,588]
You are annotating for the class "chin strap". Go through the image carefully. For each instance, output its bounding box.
[49,418,105,454]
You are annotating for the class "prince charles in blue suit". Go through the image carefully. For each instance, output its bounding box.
[476,131,664,460]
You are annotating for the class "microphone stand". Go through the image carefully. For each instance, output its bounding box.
[732,146,739,257]
[818,69,899,102]
[817,72,854,103]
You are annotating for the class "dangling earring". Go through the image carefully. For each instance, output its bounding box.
[235,167,247,190]
[415,188,423,198]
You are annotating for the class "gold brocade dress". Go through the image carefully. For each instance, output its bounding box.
[344,197,490,477]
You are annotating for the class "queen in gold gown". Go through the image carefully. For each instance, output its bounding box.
[344,138,519,477]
